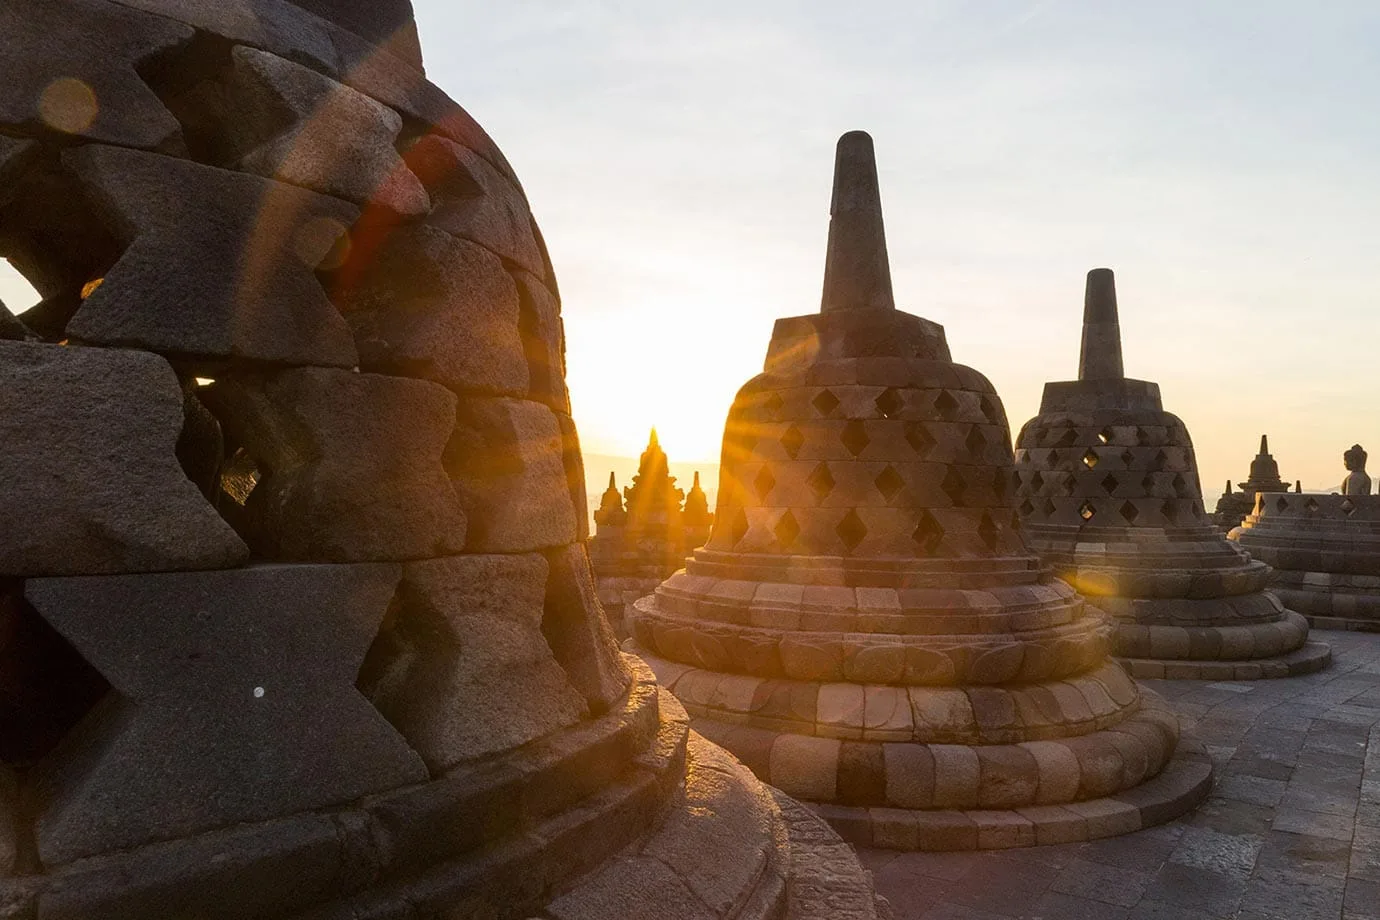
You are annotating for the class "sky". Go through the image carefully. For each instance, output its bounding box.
[4,1,1377,497]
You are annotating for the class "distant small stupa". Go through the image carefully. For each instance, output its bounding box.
[1212,435,1292,532]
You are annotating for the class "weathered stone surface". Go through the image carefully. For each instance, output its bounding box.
[0,342,246,576]
[359,554,586,773]
[0,767,16,876]
[517,270,569,412]
[63,144,359,367]
[558,412,591,541]
[331,224,527,396]
[108,0,340,75]
[204,367,466,562]
[290,0,421,67]
[444,397,577,552]
[406,135,543,275]
[26,564,426,864]
[0,300,35,342]
[0,0,190,149]
[541,544,632,715]
[225,47,428,215]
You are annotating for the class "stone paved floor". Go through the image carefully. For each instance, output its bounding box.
[860,629,1380,920]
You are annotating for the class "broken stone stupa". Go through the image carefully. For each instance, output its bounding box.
[0,2,885,916]
[590,429,714,636]
[1012,271,1331,680]
[1212,435,1293,533]
[631,132,1213,852]
[1231,446,1380,632]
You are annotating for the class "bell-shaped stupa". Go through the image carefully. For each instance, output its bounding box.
[1212,435,1292,532]
[1012,271,1330,681]
[632,133,1212,851]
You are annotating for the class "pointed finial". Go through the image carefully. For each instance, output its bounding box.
[693,471,701,488]
[820,130,895,313]
[608,471,616,489]
[1295,479,1302,493]
[1259,434,1269,455]
[1225,480,1232,494]
[1077,268,1124,381]
[649,427,659,447]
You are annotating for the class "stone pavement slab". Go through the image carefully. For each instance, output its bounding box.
[862,629,1380,919]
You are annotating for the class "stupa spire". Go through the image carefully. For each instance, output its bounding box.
[1260,434,1269,455]
[819,131,894,313]
[1077,268,1124,381]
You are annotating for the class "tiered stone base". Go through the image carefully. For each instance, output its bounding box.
[2,657,884,920]
[636,648,1213,852]
[1117,610,1333,679]
[1266,576,1380,632]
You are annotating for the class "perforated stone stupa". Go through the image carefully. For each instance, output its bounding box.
[632,132,1213,852]
[1012,271,1330,681]
[0,3,885,917]
[1232,447,1380,632]
[1212,435,1293,533]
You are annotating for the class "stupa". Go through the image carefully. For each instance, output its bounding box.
[1212,435,1292,532]
[590,431,714,636]
[0,3,885,916]
[631,132,1212,851]
[1012,271,1330,680]
[1231,446,1380,632]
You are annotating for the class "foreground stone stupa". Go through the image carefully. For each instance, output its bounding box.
[632,133,1212,851]
[1012,271,1330,680]
[0,3,885,916]
[1232,447,1380,632]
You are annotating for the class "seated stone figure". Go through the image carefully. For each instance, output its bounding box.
[1342,444,1371,496]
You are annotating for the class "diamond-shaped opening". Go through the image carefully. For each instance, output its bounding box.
[836,509,868,552]
[874,465,905,502]
[1120,501,1140,524]
[807,462,836,501]
[1276,496,1290,513]
[1171,473,1190,498]
[875,388,904,419]
[1100,473,1118,494]
[841,420,870,457]
[1141,474,1157,493]
[812,388,841,417]
[934,390,959,420]
[1152,449,1169,471]
[1163,500,1179,524]
[753,465,777,502]
[1030,470,1045,492]
[1305,497,1319,513]
[1120,449,1135,468]
[1078,499,1096,521]
[977,512,1000,551]
[774,510,801,548]
[780,424,805,460]
[0,593,111,767]
[905,421,936,457]
[731,508,750,545]
[1046,449,1059,468]
[763,392,784,419]
[1019,499,1036,517]
[978,394,1002,425]
[965,426,987,458]
[1097,428,1113,445]
[1041,497,1057,516]
[1136,427,1153,447]
[941,467,966,504]
[1058,429,1079,448]
[1342,499,1356,516]
[912,511,944,555]
[1081,449,1100,470]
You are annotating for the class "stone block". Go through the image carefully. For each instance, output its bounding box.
[27,564,427,864]
[768,734,839,801]
[869,808,919,849]
[361,554,586,773]
[444,397,577,552]
[0,0,190,149]
[930,744,980,809]
[541,544,631,715]
[206,368,467,562]
[882,743,934,808]
[332,223,527,396]
[914,810,978,851]
[405,135,544,276]
[225,47,428,214]
[0,342,247,576]
[1023,740,1081,805]
[973,810,1035,849]
[64,145,359,366]
[107,0,340,74]
[517,272,570,413]
[976,745,1039,808]
[1066,798,1141,838]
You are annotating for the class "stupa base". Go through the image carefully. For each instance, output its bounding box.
[811,738,1212,851]
[1268,580,1380,633]
[1119,640,1333,680]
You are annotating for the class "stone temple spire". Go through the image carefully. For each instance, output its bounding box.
[1078,268,1124,381]
[819,131,894,313]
